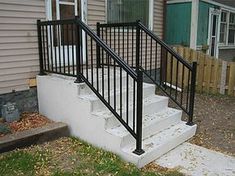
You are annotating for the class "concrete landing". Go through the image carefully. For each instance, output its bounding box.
[155,143,235,176]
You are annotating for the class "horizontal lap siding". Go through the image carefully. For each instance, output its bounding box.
[0,0,46,94]
[86,0,164,70]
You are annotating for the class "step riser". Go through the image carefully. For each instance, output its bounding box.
[120,111,182,147]
[91,85,155,112]
[105,97,169,129]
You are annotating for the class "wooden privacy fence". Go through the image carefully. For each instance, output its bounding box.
[167,46,235,96]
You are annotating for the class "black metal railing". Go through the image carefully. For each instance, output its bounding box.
[97,21,197,125]
[37,17,144,155]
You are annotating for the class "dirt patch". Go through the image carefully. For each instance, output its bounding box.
[0,112,52,137]
[188,94,235,156]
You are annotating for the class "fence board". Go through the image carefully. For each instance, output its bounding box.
[174,46,235,96]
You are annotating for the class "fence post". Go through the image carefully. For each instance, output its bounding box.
[96,22,101,68]
[74,16,83,83]
[37,19,46,75]
[133,69,145,155]
[187,61,197,126]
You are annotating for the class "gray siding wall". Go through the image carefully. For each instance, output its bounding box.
[0,0,46,94]
[219,49,235,61]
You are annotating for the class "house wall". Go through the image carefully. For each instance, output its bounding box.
[166,2,192,46]
[219,49,235,61]
[197,1,217,46]
[0,0,46,95]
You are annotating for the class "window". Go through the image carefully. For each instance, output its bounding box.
[219,10,235,46]
[228,13,235,44]
[107,0,150,27]
[219,11,227,44]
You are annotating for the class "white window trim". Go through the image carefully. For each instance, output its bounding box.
[219,9,235,47]
[105,0,154,30]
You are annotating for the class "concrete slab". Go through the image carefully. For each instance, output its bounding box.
[155,143,235,176]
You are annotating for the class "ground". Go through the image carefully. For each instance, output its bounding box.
[189,93,235,156]
[176,93,235,156]
[0,137,182,176]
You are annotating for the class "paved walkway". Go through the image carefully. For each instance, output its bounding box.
[155,143,235,176]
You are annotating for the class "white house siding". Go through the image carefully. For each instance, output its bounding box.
[0,0,46,94]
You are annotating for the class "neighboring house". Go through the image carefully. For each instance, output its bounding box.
[0,0,165,114]
[166,0,235,61]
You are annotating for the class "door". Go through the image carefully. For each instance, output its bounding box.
[46,0,86,66]
[208,8,220,58]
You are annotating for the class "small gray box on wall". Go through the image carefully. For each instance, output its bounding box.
[1,103,20,122]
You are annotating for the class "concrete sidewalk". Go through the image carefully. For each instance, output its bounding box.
[155,143,235,176]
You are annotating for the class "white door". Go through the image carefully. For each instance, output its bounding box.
[208,8,220,58]
[46,0,87,67]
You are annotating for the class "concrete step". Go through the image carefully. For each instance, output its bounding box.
[92,95,169,128]
[121,122,197,168]
[80,83,156,111]
[106,108,182,147]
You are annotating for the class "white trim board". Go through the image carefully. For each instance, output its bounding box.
[167,0,235,12]
[190,0,199,49]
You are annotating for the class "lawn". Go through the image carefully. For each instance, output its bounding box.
[0,137,183,176]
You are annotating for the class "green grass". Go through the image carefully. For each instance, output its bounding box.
[0,137,183,176]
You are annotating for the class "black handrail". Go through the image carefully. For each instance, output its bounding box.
[37,17,144,155]
[97,21,197,125]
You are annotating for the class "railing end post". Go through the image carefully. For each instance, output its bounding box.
[133,148,145,155]
[37,19,45,76]
[186,121,194,126]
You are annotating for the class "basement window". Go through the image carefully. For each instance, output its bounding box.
[107,0,152,28]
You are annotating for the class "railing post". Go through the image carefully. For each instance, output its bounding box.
[96,22,101,68]
[135,20,140,69]
[187,62,197,126]
[37,19,46,75]
[74,16,83,83]
[133,69,144,155]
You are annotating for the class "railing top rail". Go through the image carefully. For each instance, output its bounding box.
[137,22,193,70]
[38,19,75,25]
[99,22,137,28]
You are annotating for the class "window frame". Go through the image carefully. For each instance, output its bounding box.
[105,0,154,30]
[219,9,235,48]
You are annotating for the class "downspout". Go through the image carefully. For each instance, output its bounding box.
[190,0,199,49]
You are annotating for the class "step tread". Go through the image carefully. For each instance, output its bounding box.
[79,83,155,101]
[106,108,181,137]
[92,95,168,118]
[122,122,196,155]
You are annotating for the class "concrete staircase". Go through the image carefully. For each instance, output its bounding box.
[37,68,196,168]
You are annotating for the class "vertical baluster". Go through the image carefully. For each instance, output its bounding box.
[49,25,53,72]
[91,38,94,86]
[133,79,136,132]
[85,33,88,80]
[155,42,158,81]
[123,26,125,61]
[145,32,147,70]
[127,27,129,65]
[150,38,153,77]
[45,25,50,71]
[62,24,66,73]
[114,27,117,111]
[170,54,173,96]
[132,26,134,68]
[71,24,75,75]
[175,60,179,100]
[58,25,62,73]
[186,69,191,112]
[180,66,185,105]
[101,27,104,96]
[54,25,58,72]
[41,25,46,72]
[67,24,70,74]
